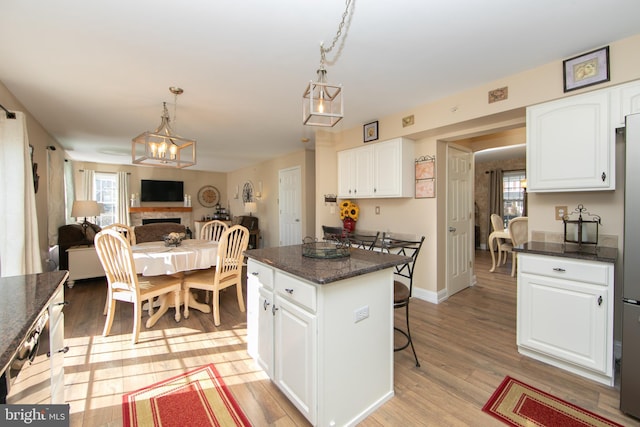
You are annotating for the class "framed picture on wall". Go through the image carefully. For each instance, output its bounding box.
[415,155,435,198]
[363,121,378,143]
[563,46,610,92]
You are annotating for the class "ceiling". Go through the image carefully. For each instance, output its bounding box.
[1,1,639,172]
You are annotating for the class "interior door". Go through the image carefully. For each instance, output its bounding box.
[279,166,302,246]
[447,145,473,296]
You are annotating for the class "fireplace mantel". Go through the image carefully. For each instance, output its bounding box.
[129,207,192,213]
[129,207,193,227]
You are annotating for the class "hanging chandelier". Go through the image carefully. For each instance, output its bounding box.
[303,0,353,127]
[132,87,196,168]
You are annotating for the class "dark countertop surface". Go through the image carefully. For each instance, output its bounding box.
[513,241,617,263]
[0,270,68,376]
[245,244,411,284]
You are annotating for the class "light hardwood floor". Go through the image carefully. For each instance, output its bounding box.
[59,250,639,426]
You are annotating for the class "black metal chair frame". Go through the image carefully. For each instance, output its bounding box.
[382,232,425,367]
[322,225,345,241]
[347,231,380,250]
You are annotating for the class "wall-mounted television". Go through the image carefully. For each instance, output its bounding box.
[141,179,184,202]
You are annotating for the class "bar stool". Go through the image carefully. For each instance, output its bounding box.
[381,232,425,367]
[347,231,380,250]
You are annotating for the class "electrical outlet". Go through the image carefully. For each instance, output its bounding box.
[555,206,568,221]
[354,306,369,323]
[375,206,380,215]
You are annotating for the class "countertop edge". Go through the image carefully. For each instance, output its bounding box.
[513,241,617,263]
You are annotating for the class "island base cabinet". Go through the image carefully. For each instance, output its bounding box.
[247,259,394,427]
[517,253,614,386]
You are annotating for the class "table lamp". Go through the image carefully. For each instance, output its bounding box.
[71,200,100,241]
[244,202,257,216]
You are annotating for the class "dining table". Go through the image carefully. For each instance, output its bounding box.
[487,229,511,272]
[131,239,218,327]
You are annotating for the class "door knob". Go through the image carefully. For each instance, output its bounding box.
[448,226,456,232]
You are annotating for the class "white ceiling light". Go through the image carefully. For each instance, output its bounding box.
[132,87,196,168]
[303,0,353,127]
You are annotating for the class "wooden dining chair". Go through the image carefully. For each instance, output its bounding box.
[94,229,182,344]
[101,223,137,314]
[508,216,528,277]
[183,225,250,326]
[200,220,228,241]
[490,213,512,265]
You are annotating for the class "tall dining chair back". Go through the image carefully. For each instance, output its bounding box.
[490,213,512,265]
[381,232,425,367]
[103,223,136,245]
[322,225,345,241]
[200,220,228,241]
[94,229,182,344]
[347,231,380,250]
[101,223,138,314]
[508,216,528,277]
[183,225,250,326]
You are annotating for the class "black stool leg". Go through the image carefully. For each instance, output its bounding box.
[405,303,420,367]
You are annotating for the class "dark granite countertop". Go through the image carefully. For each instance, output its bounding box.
[513,241,617,263]
[245,245,411,284]
[0,270,68,376]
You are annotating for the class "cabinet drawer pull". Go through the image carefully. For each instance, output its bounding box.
[285,288,294,294]
[55,301,69,306]
[598,296,603,306]
[47,346,69,357]
[552,267,566,272]
[601,172,606,182]
[251,272,259,276]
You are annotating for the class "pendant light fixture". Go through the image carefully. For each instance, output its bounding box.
[303,0,353,127]
[132,87,196,168]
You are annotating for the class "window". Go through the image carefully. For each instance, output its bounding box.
[93,172,116,227]
[503,170,526,226]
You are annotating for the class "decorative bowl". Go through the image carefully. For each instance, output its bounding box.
[163,232,185,247]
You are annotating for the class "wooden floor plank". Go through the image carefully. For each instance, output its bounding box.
[56,250,639,426]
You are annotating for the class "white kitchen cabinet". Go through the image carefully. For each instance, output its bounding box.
[611,79,640,127]
[337,146,373,198]
[67,245,104,287]
[247,258,394,426]
[338,137,414,199]
[517,253,614,386]
[526,90,614,192]
[48,283,67,404]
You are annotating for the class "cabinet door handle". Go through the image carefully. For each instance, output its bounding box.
[598,296,603,306]
[263,300,271,310]
[601,172,606,182]
[55,301,69,306]
[285,288,294,294]
[251,272,259,276]
[552,267,566,272]
[47,346,69,357]
[272,305,279,315]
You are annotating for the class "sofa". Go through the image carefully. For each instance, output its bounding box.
[58,223,102,270]
[133,223,187,244]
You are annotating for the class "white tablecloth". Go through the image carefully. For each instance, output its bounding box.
[132,239,218,276]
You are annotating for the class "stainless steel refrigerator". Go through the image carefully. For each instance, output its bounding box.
[621,112,640,418]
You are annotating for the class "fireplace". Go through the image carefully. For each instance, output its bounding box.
[142,218,181,225]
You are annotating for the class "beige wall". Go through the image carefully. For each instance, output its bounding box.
[227,148,315,248]
[314,33,640,302]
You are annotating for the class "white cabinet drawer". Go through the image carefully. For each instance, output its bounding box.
[519,254,609,286]
[275,271,316,312]
[248,260,274,290]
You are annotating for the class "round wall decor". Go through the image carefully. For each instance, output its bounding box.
[197,185,221,207]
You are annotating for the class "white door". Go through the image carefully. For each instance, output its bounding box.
[279,166,302,246]
[446,145,473,296]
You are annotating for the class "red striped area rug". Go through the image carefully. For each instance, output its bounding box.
[482,376,623,427]
[123,363,252,427]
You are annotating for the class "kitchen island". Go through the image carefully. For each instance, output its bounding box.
[244,244,410,427]
[514,242,617,386]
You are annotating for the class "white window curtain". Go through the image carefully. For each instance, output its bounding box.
[64,160,75,224]
[116,171,130,225]
[82,168,95,200]
[0,111,42,277]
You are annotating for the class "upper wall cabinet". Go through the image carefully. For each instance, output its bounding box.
[610,79,640,128]
[527,90,614,192]
[338,137,414,199]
